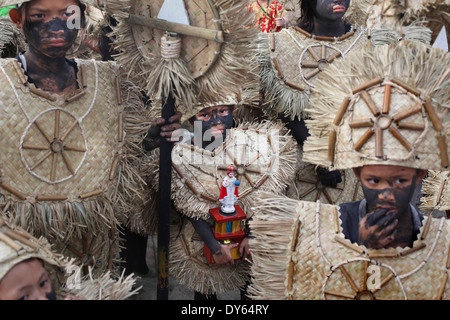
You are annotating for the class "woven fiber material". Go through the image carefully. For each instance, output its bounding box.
[169,222,250,296]
[259,24,369,120]
[108,0,259,117]
[0,218,140,300]
[144,122,297,222]
[303,41,450,171]
[421,170,450,211]
[0,16,26,58]
[0,58,149,253]
[248,192,450,300]
[286,146,364,205]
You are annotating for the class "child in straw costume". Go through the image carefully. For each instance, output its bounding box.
[141,96,297,299]
[247,41,449,300]
[0,0,151,276]
[0,218,140,300]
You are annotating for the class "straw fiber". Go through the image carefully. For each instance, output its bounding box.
[421,170,450,211]
[248,192,450,300]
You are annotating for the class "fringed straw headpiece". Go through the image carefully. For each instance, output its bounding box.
[303,41,449,171]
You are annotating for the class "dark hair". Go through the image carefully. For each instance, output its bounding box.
[296,0,316,33]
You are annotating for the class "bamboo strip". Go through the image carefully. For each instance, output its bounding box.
[375,127,383,158]
[388,126,413,151]
[367,251,399,258]
[0,182,26,200]
[334,236,365,254]
[333,207,340,233]
[12,60,27,84]
[391,78,421,96]
[328,130,336,162]
[362,260,369,291]
[396,122,425,131]
[238,188,252,198]
[339,265,360,293]
[51,153,57,181]
[54,110,60,138]
[172,163,200,195]
[421,214,433,240]
[22,144,49,150]
[382,84,391,114]
[108,153,119,180]
[60,120,79,142]
[294,26,311,37]
[298,186,316,198]
[327,51,341,63]
[338,30,355,41]
[324,290,355,299]
[360,91,381,116]
[200,193,217,202]
[392,102,422,122]
[399,243,426,256]
[321,45,326,60]
[301,62,318,68]
[349,119,373,128]
[255,175,269,189]
[270,33,275,51]
[287,260,295,292]
[0,232,22,252]
[61,151,75,175]
[36,195,68,201]
[304,68,320,80]
[80,65,87,88]
[4,229,38,249]
[115,77,122,105]
[285,80,305,91]
[297,177,317,184]
[322,189,333,204]
[437,271,448,300]
[307,47,320,62]
[352,77,383,94]
[64,145,87,152]
[273,57,284,79]
[290,219,301,252]
[179,234,191,257]
[30,151,52,170]
[446,247,450,269]
[437,135,449,169]
[34,121,52,143]
[244,173,255,187]
[66,90,86,103]
[79,189,103,199]
[354,129,374,151]
[118,112,123,142]
[423,100,443,132]
[378,273,395,290]
[29,87,57,101]
[333,97,351,126]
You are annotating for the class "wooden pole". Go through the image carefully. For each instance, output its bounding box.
[157,92,175,300]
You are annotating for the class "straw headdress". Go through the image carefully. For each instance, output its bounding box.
[258,0,372,120]
[0,218,140,300]
[302,41,449,171]
[247,192,450,300]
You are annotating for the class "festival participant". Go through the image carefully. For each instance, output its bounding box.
[248,41,450,300]
[0,0,152,275]
[0,218,139,300]
[248,0,289,33]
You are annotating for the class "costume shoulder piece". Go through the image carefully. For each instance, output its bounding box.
[248,192,450,300]
[147,121,297,221]
[0,58,148,271]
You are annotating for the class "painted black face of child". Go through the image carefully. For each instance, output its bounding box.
[13,0,81,59]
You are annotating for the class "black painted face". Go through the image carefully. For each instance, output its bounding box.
[313,0,350,20]
[362,175,417,218]
[23,16,78,58]
[194,105,234,149]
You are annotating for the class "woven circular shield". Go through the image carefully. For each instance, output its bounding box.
[127,0,220,79]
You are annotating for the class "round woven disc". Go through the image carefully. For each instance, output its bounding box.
[129,0,221,79]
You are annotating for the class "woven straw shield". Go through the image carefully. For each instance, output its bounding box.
[286,146,363,205]
[107,0,259,115]
[248,192,450,300]
[303,41,450,171]
[0,218,140,300]
[421,170,450,212]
